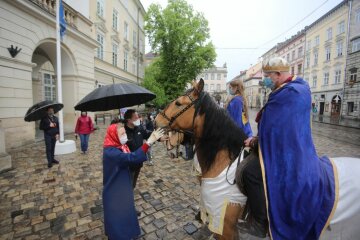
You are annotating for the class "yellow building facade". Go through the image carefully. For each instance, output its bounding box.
[304,1,349,117]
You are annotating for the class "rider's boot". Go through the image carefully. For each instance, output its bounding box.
[237,219,267,238]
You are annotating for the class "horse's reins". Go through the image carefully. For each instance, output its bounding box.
[160,88,241,185]
[159,88,203,137]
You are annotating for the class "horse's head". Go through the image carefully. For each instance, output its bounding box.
[155,79,204,132]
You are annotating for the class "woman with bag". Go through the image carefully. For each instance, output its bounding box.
[75,111,94,154]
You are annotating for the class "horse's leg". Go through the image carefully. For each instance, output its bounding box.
[219,203,242,240]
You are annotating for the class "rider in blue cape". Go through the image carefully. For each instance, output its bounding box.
[241,57,338,239]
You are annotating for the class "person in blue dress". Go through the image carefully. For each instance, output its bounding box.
[102,121,164,240]
[226,79,253,141]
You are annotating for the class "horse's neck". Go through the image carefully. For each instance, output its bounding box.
[197,148,231,178]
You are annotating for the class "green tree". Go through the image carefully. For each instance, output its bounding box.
[145,0,216,100]
[142,59,168,108]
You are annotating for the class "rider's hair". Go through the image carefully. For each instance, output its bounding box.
[226,79,249,119]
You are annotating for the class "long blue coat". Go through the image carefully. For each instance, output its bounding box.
[227,95,253,137]
[103,147,147,240]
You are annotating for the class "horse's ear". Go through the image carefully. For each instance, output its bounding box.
[194,78,204,95]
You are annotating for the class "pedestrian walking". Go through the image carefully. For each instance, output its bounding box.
[102,121,164,240]
[39,107,60,168]
[75,111,94,154]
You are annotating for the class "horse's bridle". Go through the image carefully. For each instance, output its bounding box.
[159,89,201,136]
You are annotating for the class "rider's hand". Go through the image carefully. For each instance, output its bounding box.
[244,137,253,147]
[147,129,165,146]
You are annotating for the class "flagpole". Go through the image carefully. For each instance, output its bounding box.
[56,0,64,142]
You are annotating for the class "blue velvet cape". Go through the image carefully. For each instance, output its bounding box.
[258,77,337,239]
[227,95,253,137]
[103,147,147,240]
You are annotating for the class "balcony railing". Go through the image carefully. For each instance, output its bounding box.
[29,0,78,28]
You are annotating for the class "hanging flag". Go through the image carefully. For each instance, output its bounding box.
[59,0,66,39]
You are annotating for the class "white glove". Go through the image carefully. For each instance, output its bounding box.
[147,128,165,146]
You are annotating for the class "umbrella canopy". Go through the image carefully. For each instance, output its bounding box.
[74,83,156,112]
[24,100,64,122]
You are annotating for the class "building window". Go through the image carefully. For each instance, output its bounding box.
[124,51,128,71]
[291,66,295,75]
[97,33,104,60]
[323,72,329,85]
[326,28,332,40]
[347,102,354,114]
[298,47,303,58]
[292,50,295,60]
[286,53,290,62]
[297,64,302,74]
[216,84,220,91]
[306,54,310,68]
[43,73,56,101]
[97,0,104,17]
[204,84,208,91]
[314,51,318,65]
[336,41,343,57]
[325,47,331,61]
[307,40,311,50]
[132,58,136,74]
[335,70,341,84]
[356,8,360,24]
[224,74,227,79]
[352,38,360,53]
[338,21,345,35]
[205,73,208,79]
[133,31,137,48]
[112,43,118,66]
[312,76,317,88]
[217,73,221,80]
[349,68,357,82]
[210,84,214,91]
[315,36,320,46]
[112,9,118,30]
[211,74,214,80]
[124,22,129,41]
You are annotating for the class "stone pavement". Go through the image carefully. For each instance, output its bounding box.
[1,118,359,240]
[0,126,212,240]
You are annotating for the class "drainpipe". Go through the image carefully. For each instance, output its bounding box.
[340,0,352,121]
[137,6,140,85]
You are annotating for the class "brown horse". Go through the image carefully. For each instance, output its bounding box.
[155,79,248,239]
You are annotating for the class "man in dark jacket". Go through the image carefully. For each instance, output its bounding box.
[40,107,60,168]
[124,109,151,188]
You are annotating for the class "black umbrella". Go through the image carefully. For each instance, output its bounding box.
[74,83,156,112]
[24,100,64,122]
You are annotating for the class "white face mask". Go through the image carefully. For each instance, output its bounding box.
[133,119,141,126]
[120,134,128,145]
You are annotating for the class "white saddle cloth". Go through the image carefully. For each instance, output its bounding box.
[200,156,247,235]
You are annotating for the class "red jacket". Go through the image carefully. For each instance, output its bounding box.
[75,116,94,134]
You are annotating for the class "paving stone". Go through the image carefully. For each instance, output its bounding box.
[153,218,167,229]
[143,223,157,234]
[156,228,168,238]
[143,215,155,225]
[33,221,50,232]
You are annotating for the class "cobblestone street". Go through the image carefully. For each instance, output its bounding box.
[0,116,359,240]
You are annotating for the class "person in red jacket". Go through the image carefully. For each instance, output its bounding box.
[75,111,94,154]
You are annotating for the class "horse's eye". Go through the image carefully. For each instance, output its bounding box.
[175,101,181,106]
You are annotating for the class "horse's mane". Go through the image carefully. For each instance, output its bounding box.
[195,92,248,172]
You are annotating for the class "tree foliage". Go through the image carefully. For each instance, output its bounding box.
[144,0,216,101]
[142,59,168,108]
